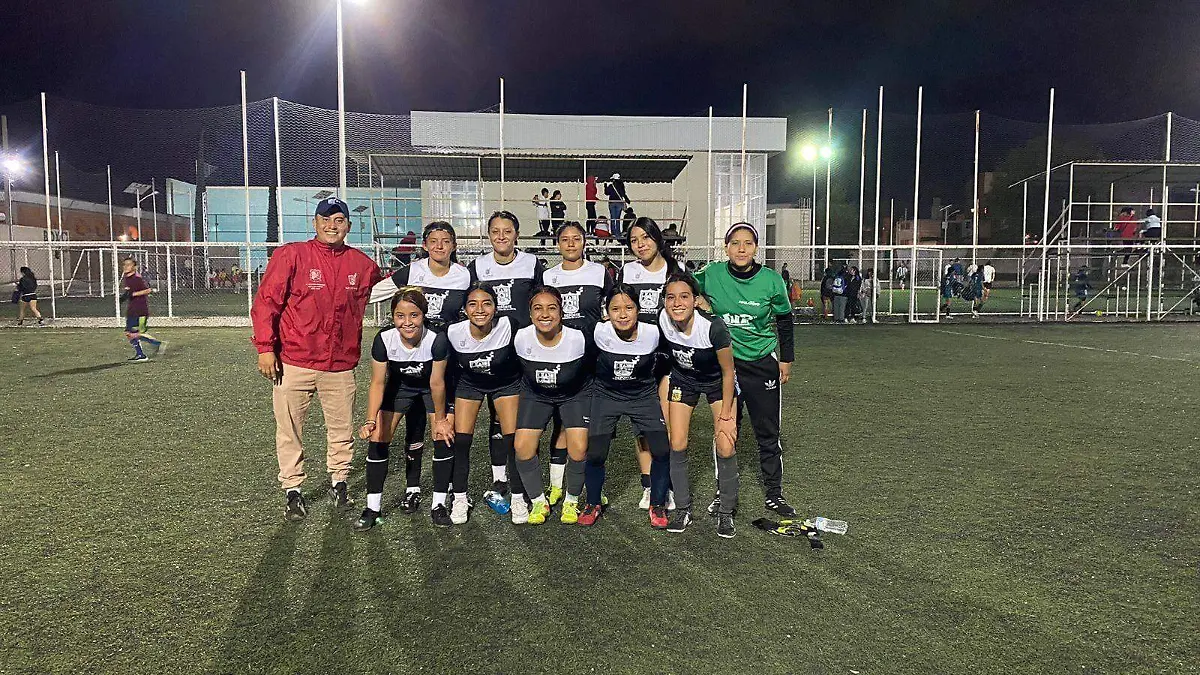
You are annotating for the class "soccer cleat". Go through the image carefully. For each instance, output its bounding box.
[717,513,736,538]
[560,499,580,524]
[527,498,550,525]
[155,339,169,357]
[450,495,472,525]
[667,490,676,511]
[639,487,651,510]
[510,496,530,525]
[353,508,381,531]
[328,481,354,510]
[400,490,422,514]
[649,506,669,529]
[764,496,797,518]
[284,490,308,522]
[431,505,452,528]
[577,504,603,526]
[129,354,150,363]
[707,493,721,517]
[666,508,692,533]
[484,481,511,515]
[548,485,564,506]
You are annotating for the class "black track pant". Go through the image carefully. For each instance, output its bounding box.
[734,353,785,499]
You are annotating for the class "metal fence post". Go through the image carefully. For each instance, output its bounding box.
[112,243,120,319]
[165,243,174,318]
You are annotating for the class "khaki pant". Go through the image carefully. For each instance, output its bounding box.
[272,363,356,490]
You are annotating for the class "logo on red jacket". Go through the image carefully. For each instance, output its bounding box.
[309,268,323,283]
[347,272,359,286]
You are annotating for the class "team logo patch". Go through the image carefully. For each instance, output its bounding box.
[309,268,323,282]
[670,387,682,402]
[561,288,582,317]
[764,379,778,391]
[347,272,358,286]
[399,363,425,376]
[468,352,495,373]
[426,291,447,317]
[612,358,639,380]
[639,288,661,311]
[535,364,561,385]
[672,347,694,370]
[495,280,514,309]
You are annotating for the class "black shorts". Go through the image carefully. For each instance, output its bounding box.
[20,293,37,303]
[667,378,723,407]
[455,378,521,403]
[983,282,992,289]
[589,392,666,437]
[381,391,434,415]
[517,389,592,430]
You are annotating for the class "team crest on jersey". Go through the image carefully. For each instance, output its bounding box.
[399,363,425,376]
[535,364,561,385]
[672,347,695,370]
[426,290,447,317]
[561,288,582,317]
[639,288,661,311]
[613,358,639,380]
[495,280,514,310]
[723,313,752,327]
[469,352,494,373]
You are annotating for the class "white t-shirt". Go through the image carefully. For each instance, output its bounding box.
[535,196,549,220]
[983,264,996,283]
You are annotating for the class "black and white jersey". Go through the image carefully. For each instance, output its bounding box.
[658,309,731,390]
[468,250,546,328]
[445,317,520,391]
[619,260,669,324]
[368,258,471,330]
[514,325,590,402]
[544,259,611,335]
[592,321,661,401]
[371,326,450,398]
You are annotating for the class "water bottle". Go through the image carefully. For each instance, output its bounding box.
[810,517,848,535]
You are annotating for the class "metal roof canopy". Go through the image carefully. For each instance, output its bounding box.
[368,153,690,183]
[1011,161,1200,188]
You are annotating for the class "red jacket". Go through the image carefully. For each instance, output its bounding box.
[1115,213,1139,239]
[252,239,382,372]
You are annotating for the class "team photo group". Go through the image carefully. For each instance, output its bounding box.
[251,197,795,538]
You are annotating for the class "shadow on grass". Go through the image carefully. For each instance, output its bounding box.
[207,521,302,674]
[33,362,128,378]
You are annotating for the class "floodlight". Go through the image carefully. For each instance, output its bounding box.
[800,145,818,162]
[124,182,151,196]
[819,146,833,160]
[2,155,23,175]
[352,205,369,213]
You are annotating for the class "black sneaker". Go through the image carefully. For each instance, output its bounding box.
[129,354,149,363]
[717,513,736,538]
[328,481,354,510]
[707,493,721,517]
[284,490,307,522]
[353,508,381,531]
[430,504,452,528]
[400,490,422,514]
[764,496,796,517]
[666,508,692,533]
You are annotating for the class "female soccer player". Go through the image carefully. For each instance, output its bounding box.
[13,267,43,326]
[431,283,521,526]
[354,288,452,531]
[659,273,739,537]
[694,222,796,518]
[619,216,679,508]
[511,286,592,526]
[580,284,671,528]
[367,221,470,502]
[541,221,611,503]
[469,210,547,506]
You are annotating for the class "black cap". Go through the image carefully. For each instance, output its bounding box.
[724,222,759,245]
[315,197,350,218]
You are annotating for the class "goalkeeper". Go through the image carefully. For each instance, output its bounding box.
[121,258,164,362]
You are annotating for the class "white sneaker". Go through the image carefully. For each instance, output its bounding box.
[639,487,651,510]
[155,339,169,358]
[667,490,676,511]
[450,495,471,525]
[510,495,529,524]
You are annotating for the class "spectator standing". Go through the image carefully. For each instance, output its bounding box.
[859,269,875,322]
[981,261,996,302]
[394,230,417,266]
[780,263,791,287]
[251,197,382,521]
[605,173,629,235]
[12,266,43,326]
[830,266,848,322]
[534,188,551,234]
[819,266,836,319]
[549,189,567,231]
[1141,209,1162,240]
[584,176,599,233]
[845,266,863,323]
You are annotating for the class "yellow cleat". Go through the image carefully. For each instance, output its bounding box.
[527,498,551,525]
[548,485,564,506]
[560,499,579,524]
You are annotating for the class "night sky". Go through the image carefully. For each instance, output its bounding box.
[4,0,1197,120]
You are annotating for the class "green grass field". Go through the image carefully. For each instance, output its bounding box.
[1,324,1196,674]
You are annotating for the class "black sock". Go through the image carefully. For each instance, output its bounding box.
[366,441,391,495]
[504,434,524,495]
[640,473,651,489]
[452,433,472,494]
[405,442,424,490]
[432,440,453,494]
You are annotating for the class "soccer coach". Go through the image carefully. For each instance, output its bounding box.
[252,197,382,521]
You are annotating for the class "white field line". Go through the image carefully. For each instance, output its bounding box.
[934,329,1200,365]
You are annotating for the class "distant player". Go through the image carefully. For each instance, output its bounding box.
[12,266,44,326]
[121,258,164,362]
[1071,266,1092,311]
[981,261,996,302]
[939,267,959,317]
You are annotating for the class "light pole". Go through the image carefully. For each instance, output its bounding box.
[334,0,366,197]
[938,204,957,245]
[2,152,25,279]
[801,143,833,277]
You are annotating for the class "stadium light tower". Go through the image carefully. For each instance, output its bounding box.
[2,152,25,278]
[335,0,368,199]
[799,143,831,277]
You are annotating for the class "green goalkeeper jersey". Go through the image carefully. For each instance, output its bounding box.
[694,261,791,362]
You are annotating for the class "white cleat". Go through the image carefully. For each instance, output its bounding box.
[639,487,651,510]
[450,495,471,525]
[510,496,529,525]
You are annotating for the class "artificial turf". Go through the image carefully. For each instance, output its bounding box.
[0,324,1196,674]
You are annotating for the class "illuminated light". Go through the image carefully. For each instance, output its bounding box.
[2,155,24,175]
[819,146,833,160]
[800,145,818,162]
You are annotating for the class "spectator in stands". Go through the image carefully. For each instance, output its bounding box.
[585,176,599,233]
[780,263,791,287]
[662,222,684,249]
[685,259,698,274]
[12,266,44,326]
[982,260,996,302]
[534,188,551,233]
[605,174,630,235]
[394,230,417,266]
[1115,207,1139,266]
[1141,209,1162,240]
[549,189,567,231]
[1071,266,1092,311]
[594,215,611,239]
[845,266,863,323]
[859,269,875,323]
[622,206,637,236]
[831,265,849,322]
